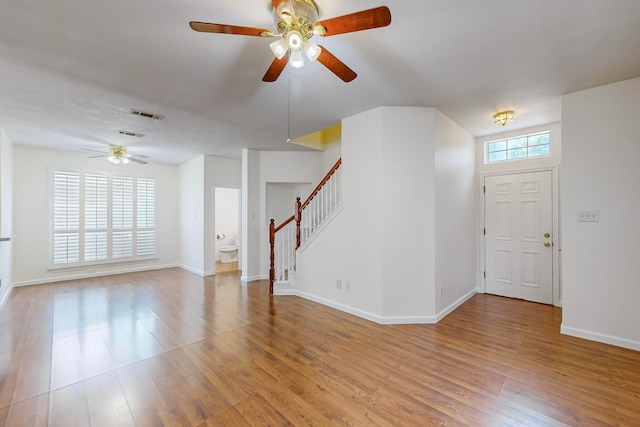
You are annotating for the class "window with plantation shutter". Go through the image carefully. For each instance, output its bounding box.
[112,176,133,259]
[50,170,156,268]
[136,178,156,256]
[53,171,80,265]
[84,174,108,261]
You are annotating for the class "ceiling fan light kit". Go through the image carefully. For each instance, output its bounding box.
[108,145,129,164]
[190,0,391,82]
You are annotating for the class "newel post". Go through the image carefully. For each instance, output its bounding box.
[295,197,302,249]
[269,219,275,295]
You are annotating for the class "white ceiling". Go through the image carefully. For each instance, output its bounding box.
[1,0,640,164]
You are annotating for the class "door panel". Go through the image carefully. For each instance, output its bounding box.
[485,171,553,304]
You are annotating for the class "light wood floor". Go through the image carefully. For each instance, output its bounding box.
[215,261,238,273]
[1,268,639,426]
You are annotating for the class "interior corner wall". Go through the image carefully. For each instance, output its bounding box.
[296,107,385,317]
[296,106,448,321]
[561,76,640,351]
[178,155,205,275]
[0,128,13,308]
[379,107,437,318]
[203,155,242,275]
[434,110,477,314]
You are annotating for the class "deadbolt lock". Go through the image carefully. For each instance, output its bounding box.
[544,233,551,238]
[544,242,551,247]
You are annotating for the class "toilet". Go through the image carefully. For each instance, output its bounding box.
[218,235,238,263]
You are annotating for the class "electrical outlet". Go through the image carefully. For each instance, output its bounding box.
[0,279,2,288]
[440,285,444,296]
[336,280,342,289]
[345,282,351,291]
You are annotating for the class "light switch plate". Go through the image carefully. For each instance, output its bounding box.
[577,210,600,222]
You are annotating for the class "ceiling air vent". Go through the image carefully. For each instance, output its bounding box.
[130,109,164,120]
[117,130,145,138]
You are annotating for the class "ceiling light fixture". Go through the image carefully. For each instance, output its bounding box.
[268,1,322,69]
[108,145,130,164]
[494,110,514,126]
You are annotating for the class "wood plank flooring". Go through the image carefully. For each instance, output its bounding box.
[1,268,639,426]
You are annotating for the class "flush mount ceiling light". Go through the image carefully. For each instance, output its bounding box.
[494,110,515,126]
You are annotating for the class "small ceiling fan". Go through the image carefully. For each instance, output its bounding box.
[82,145,149,164]
[190,0,391,82]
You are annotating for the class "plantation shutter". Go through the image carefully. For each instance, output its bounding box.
[112,176,133,258]
[52,171,80,264]
[136,178,156,256]
[84,173,108,261]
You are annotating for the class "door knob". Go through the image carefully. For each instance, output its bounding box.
[544,233,550,238]
[544,242,551,247]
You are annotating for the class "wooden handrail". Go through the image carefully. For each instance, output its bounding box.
[274,215,295,233]
[269,157,342,295]
[269,219,275,295]
[301,158,342,210]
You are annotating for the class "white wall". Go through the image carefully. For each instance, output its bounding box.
[434,110,477,314]
[296,106,476,323]
[266,183,310,226]
[12,145,180,286]
[561,76,640,351]
[178,155,205,275]
[0,129,13,307]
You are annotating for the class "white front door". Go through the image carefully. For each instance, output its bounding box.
[485,171,553,304]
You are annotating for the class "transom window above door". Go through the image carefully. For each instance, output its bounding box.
[485,131,550,163]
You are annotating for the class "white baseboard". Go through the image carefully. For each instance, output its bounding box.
[561,325,640,352]
[273,281,296,295]
[435,288,478,322]
[295,291,389,323]
[178,264,205,277]
[13,263,180,288]
[295,290,476,325]
[240,275,263,282]
[0,286,14,311]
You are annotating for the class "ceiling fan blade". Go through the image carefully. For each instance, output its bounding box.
[272,0,296,18]
[88,155,109,158]
[262,56,289,82]
[81,148,108,154]
[189,22,275,37]
[130,154,149,159]
[317,46,357,82]
[128,157,148,165]
[316,6,391,37]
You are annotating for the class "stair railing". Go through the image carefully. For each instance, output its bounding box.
[269,158,342,294]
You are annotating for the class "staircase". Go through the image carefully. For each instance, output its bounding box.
[269,158,343,294]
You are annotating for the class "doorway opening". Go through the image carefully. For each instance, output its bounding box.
[215,187,240,272]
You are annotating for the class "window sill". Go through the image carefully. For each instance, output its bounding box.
[48,257,159,272]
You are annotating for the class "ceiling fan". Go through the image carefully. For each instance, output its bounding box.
[82,145,149,164]
[189,0,391,82]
